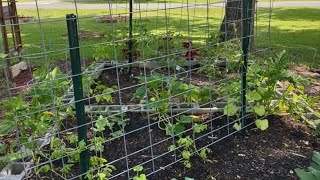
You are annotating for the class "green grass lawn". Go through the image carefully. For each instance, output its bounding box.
[8,7,319,68]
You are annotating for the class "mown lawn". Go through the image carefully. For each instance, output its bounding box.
[6,7,319,67]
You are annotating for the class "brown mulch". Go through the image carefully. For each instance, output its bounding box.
[289,64,320,96]
[96,15,128,23]
[63,30,103,40]
[289,65,320,79]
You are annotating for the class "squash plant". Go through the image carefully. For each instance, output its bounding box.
[221,51,295,130]
[295,151,320,180]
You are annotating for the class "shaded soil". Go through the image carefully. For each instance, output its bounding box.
[150,115,319,180]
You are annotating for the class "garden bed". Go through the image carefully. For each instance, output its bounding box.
[1,49,320,180]
[86,65,223,106]
[29,114,319,179]
[152,115,320,180]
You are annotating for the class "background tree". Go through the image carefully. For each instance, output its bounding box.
[219,0,256,47]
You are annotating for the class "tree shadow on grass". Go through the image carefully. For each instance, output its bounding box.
[271,8,320,21]
[255,25,320,68]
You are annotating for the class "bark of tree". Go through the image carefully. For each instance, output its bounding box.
[219,0,256,49]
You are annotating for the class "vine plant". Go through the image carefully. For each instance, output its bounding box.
[133,73,214,168]
[221,50,317,131]
[0,67,69,164]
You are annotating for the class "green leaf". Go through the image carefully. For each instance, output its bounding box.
[179,115,193,124]
[308,167,320,179]
[133,174,147,180]
[0,143,6,155]
[0,53,8,59]
[185,178,195,180]
[295,168,316,180]
[224,103,238,117]
[165,123,185,136]
[247,91,262,101]
[199,148,211,160]
[193,124,207,133]
[253,105,266,116]
[249,63,261,73]
[133,165,144,172]
[181,150,191,160]
[233,123,241,131]
[168,145,176,151]
[312,151,320,167]
[183,160,192,168]
[36,165,51,174]
[255,119,269,131]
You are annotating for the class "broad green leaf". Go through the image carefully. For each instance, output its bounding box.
[173,124,185,136]
[194,124,207,133]
[247,91,262,101]
[224,103,238,117]
[233,123,241,131]
[308,167,320,179]
[133,165,143,172]
[312,151,320,167]
[183,160,192,168]
[181,150,191,160]
[135,174,147,180]
[249,63,261,73]
[254,105,266,116]
[179,115,193,124]
[255,119,269,131]
[168,145,176,151]
[0,53,8,59]
[295,168,316,180]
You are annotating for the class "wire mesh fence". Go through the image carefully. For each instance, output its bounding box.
[2,0,315,179]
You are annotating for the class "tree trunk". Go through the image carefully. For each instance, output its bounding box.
[219,0,256,47]
[219,1,242,42]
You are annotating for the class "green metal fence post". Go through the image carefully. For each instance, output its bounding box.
[128,0,134,73]
[241,0,253,132]
[66,14,89,178]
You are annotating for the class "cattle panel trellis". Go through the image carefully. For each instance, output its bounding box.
[1,0,314,179]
